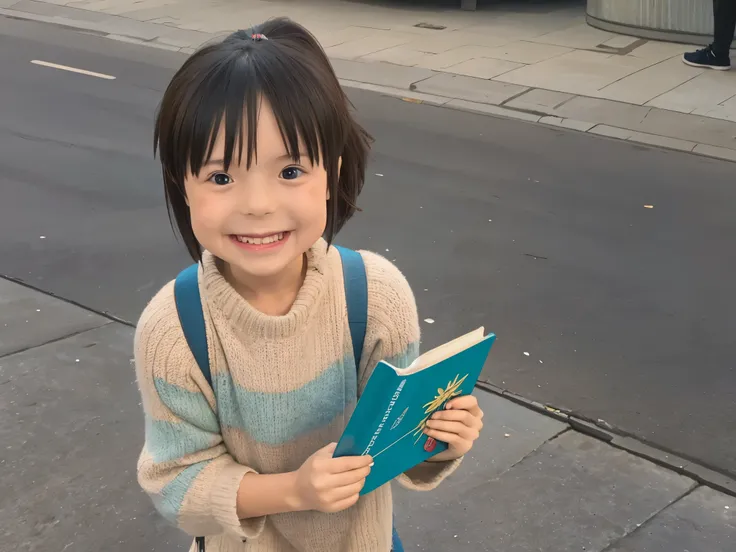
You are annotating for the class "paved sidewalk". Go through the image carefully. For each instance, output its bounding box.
[2,0,736,161]
[2,277,735,551]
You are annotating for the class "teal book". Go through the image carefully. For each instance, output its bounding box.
[334,327,496,495]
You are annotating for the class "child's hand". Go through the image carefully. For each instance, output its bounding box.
[293,443,373,513]
[424,395,484,462]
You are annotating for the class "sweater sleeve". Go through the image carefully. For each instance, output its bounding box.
[134,281,265,539]
[359,251,462,492]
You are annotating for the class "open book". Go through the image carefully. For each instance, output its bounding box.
[334,327,496,495]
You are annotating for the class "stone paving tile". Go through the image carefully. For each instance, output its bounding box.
[627,39,692,62]
[412,73,528,105]
[447,98,541,122]
[415,44,512,71]
[0,278,108,357]
[606,486,736,552]
[325,31,418,60]
[527,22,616,49]
[361,45,430,67]
[540,115,596,132]
[395,432,696,552]
[694,143,736,161]
[331,57,434,89]
[496,50,653,97]
[595,56,704,105]
[475,39,572,65]
[505,88,576,112]
[0,322,192,552]
[443,57,524,80]
[153,26,212,48]
[636,107,736,149]
[552,95,653,129]
[647,71,736,113]
[692,104,736,123]
[402,31,511,54]
[394,391,566,533]
[310,25,377,49]
[11,0,109,20]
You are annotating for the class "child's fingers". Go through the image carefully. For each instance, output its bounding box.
[325,492,361,513]
[424,427,465,446]
[329,454,373,474]
[330,465,371,487]
[332,479,366,500]
[446,395,483,418]
[426,419,479,441]
[432,409,484,429]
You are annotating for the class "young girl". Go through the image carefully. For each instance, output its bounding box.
[134,17,485,552]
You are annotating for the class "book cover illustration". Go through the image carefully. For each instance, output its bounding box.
[334,329,496,495]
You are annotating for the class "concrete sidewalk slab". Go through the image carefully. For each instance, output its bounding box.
[397,432,696,552]
[330,58,434,90]
[394,391,567,510]
[0,278,108,357]
[0,322,190,552]
[413,73,528,105]
[607,487,736,552]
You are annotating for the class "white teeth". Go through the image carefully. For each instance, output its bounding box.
[236,232,285,245]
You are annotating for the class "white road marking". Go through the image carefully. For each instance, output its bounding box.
[31,60,116,80]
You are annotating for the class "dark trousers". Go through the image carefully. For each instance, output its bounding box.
[712,0,736,57]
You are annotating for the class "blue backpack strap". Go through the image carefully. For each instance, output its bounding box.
[334,245,368,369]
[174,263,212,388]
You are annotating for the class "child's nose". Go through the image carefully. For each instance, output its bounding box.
[239,178,277,216]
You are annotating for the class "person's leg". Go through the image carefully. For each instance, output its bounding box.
[711,0,736,58]
[683,0,733,70]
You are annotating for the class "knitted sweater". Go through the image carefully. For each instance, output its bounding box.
[134,239,461,552]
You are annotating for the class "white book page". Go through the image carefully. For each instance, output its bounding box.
[392,327,485,376]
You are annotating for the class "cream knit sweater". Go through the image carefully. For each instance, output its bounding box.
[134,239,460,551]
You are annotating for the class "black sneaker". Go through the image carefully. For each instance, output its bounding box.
[682,46,730,70]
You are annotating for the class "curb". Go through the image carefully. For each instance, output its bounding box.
[474,380,736,498]
[341,79,736,163]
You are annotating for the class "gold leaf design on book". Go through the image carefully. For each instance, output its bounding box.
[412,373,468,444]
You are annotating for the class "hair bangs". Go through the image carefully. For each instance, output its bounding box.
[181,50,338,180]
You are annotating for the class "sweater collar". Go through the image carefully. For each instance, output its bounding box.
[200,238,330,339]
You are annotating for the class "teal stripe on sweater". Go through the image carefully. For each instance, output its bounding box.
[145,416,220,463]
[154,378,220,433]
[147,345,419,453]
[214,355,354,445]
[152,462,208,523]
[386,341,420,369]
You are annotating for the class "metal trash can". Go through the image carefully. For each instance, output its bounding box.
[586,0,720,45]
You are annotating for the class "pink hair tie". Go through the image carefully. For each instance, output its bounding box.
[251,33,268,41]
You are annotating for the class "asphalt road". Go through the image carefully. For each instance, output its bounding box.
[1,16,734,476]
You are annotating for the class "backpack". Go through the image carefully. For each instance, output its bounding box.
[173,245,397,552]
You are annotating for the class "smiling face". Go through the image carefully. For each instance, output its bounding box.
[183,101,330,282]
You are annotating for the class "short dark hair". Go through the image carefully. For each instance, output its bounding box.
[154,17,372,262]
